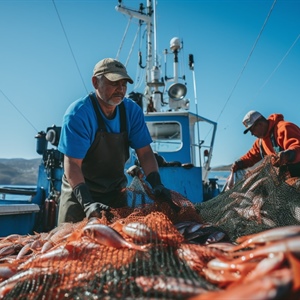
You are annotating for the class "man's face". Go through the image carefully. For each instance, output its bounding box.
[249,119,266,138]
[95,76,128,106]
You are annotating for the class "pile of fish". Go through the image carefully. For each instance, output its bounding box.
[0,210,300,299]
[189,225,300,300]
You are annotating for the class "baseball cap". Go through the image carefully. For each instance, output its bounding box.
[93,58,133,84]
[242,110,262,134]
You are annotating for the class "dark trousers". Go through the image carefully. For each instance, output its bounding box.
[57,175,127,225]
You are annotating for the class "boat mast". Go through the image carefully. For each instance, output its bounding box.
[116,0,164,111]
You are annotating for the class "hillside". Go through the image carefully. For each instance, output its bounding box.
[0,158,230,186]
[211,164,231,171]
[0,158,41,185]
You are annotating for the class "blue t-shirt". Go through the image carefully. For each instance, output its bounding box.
[58,93,152,159]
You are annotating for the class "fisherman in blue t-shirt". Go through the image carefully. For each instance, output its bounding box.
[57,58,179,224]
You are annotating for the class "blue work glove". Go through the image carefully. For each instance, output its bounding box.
[146,171,181,212]
[73,183,111,219]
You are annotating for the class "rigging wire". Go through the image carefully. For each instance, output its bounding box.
[0,89,39,132]
[215,0,277,123]
[222,33,300,131]
[115,10,146,91]
[133,25,147,90]
[116,16,132,62]
[249,33,300,103]
[125,24,140,67]
[51,0,88,93]
[1,0,89,135]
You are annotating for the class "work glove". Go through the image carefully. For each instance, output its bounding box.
[73,183,111,219]
[84,202,112,219]
[146,171,181,212]
[272,150,296,167]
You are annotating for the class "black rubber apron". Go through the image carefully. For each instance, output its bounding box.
[58,93,129,224]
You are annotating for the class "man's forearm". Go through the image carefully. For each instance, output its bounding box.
[64,156,85,188]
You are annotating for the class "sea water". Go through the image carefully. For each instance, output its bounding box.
[208,170,230,189]
[0,185,36,201]
[1,172,230,201]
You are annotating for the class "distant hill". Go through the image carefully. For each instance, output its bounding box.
[211,165,231,171]
[0,158,230,186]
[0,158,41,185]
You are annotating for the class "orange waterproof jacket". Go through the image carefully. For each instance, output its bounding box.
[238,114,300,169]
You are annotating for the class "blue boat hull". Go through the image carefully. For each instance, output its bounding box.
[0,203,39,236]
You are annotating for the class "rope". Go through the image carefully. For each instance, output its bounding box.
[0,89,39,132]
[116,16,132,61]
[125,24,141,67]
[215,0,277,123]
[52,0,88,93]
[250,33,300,102]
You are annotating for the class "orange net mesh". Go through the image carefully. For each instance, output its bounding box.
[0,183,220,299]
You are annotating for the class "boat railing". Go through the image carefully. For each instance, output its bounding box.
[0,186,37,201]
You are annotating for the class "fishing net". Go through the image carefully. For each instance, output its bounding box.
[0,174,222,300]
[1,157,300,299]
[195,155,300,241]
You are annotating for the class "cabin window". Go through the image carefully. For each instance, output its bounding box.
[146,121,182,152]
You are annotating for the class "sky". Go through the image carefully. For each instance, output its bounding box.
[0,0,299,167]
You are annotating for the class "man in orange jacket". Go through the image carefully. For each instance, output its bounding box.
[231,110,300,177]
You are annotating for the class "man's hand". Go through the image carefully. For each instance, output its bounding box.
[146,172,181,212]
[273,150,296,167]
[231,162,238,173]
[231,160,243,172]
[154,185,181,213]
[73,183,112,219]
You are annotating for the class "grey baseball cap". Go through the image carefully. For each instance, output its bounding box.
[242,110,262,134]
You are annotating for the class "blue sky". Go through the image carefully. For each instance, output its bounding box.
[0,0,299,167]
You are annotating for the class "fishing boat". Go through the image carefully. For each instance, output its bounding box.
[0,0,219,236]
